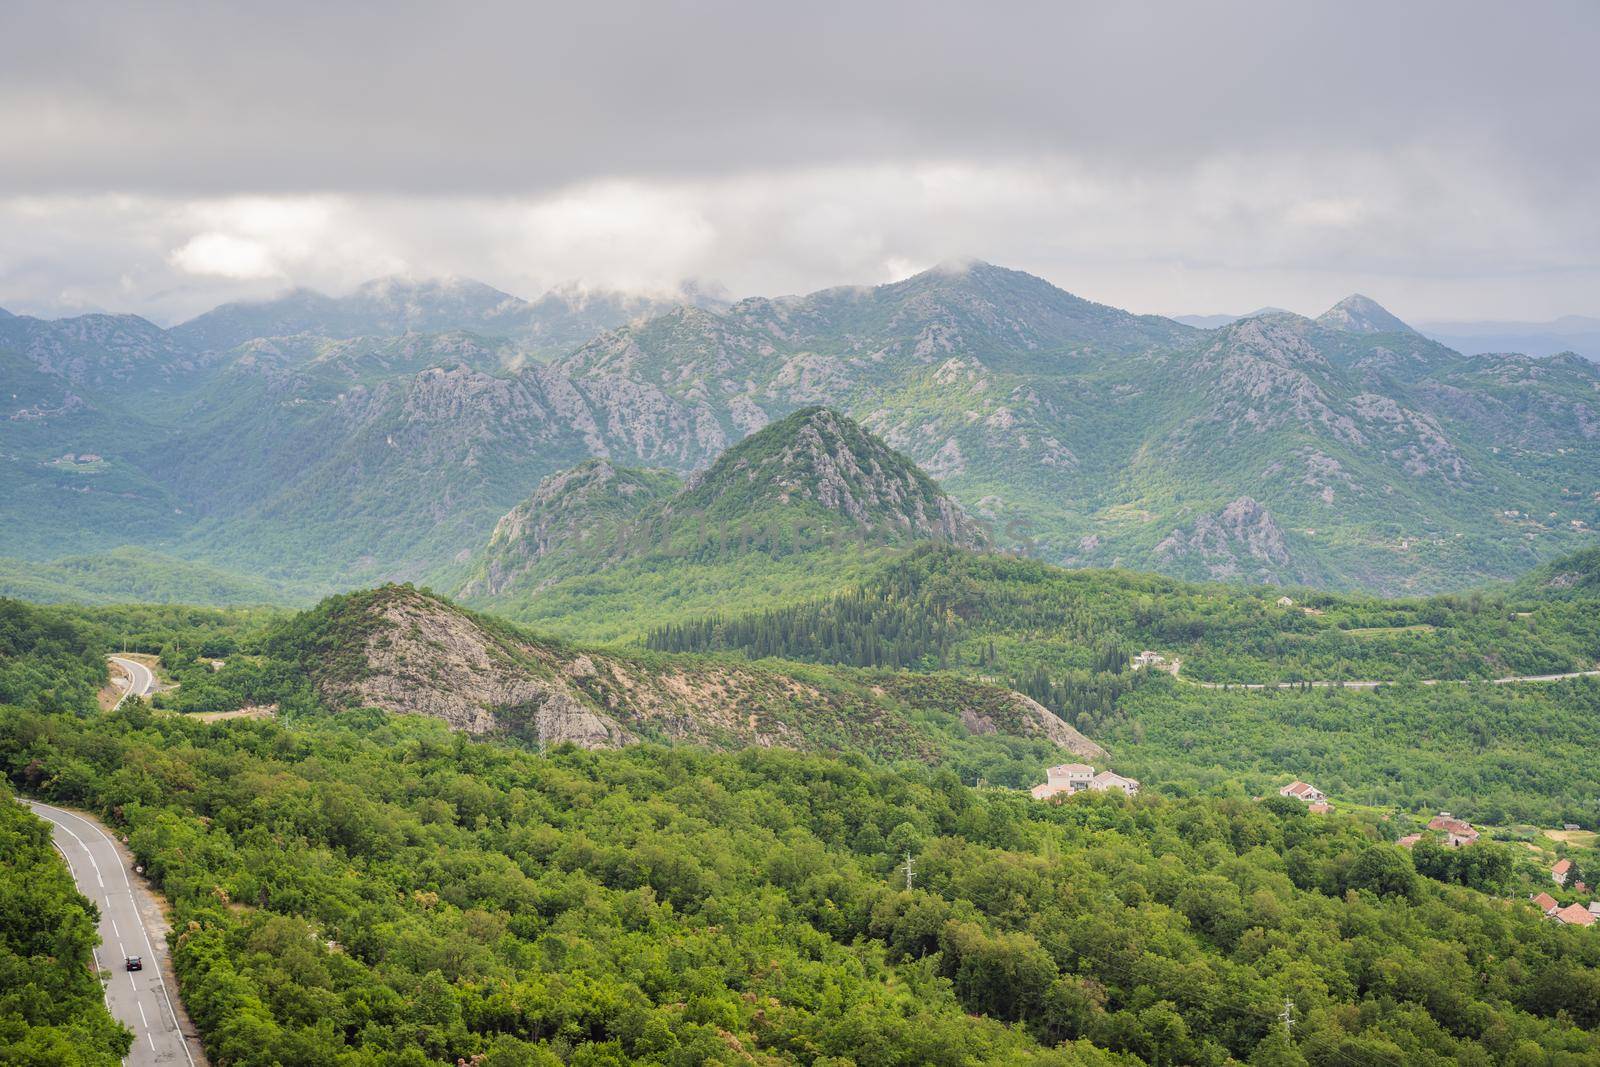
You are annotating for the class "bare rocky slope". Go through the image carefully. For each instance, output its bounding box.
[293,584,1102,763]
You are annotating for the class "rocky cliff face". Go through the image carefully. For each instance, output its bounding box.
[460,460,680,598]
[1153,496,1306,584]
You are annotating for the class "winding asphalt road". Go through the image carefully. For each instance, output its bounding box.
[110,655,157,709]
[26,799,205,1066]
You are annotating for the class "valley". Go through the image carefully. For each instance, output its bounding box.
[10,10,1600,1065]
[6,265,1600,1067]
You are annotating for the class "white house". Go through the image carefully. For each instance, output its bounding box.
[1030,763,1095,799]
[1088,770,1140,796]
[1553,858,1574,886]
[1030,764,1139,799]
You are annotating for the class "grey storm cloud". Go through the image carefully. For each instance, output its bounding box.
[0,0,1597,322]
[4,0,1597,195]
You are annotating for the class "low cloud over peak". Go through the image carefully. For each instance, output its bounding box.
[0,1,1596,322]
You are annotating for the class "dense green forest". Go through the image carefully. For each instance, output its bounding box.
[0,547,313,607]
[0,597,109,714]
[1104,675,1600,826]
[6,704,1600,1066]
[647,546,1600,689]
[5,553,1600,1062]
[0,781,132,1065]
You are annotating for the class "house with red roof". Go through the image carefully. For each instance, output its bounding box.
[1426,814,1480,848]
[1553,858,1574,886]
[1278,781,1326,803]
[1397,833,1422,848]
[1531,892,1560,915]
[1553,902,1596,926]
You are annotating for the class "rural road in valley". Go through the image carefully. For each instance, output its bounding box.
[25,799,205,1066]
[1180,667,1600,690]
[110,655,157,709]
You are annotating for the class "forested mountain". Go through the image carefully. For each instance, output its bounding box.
[553,267,1598,592]
[460,460,684,598]
[2,261,1597,598]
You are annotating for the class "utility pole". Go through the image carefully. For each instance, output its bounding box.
[1278,998,1295,1038]
[903,851,915,891]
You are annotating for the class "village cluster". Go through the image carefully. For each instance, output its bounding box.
[1533,856,1600,927]
[1279,782,1598,927]
[1033,768,1599,927]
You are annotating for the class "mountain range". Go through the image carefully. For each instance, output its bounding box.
[1179,306,1600,362]
[2,262,1597,602]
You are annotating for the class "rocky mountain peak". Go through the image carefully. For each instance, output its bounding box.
[676,407,992,548]
[1316,294,1417,335]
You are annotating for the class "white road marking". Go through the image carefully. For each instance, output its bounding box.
[52,819,105,887]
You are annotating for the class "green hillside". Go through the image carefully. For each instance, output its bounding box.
[647,545,1600,823]
[0,548,312,606]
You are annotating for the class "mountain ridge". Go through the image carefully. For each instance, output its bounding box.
[282,583,1102,762]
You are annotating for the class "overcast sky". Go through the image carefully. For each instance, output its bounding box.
[2,0,1597,324]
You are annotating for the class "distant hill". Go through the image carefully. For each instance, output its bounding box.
[1314,294,1419,335]
[458,408,991,639]
[272,583,1100,766]
[1418,314,1600,362]
[0,548,310,606]
[1171,307,1289,329]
